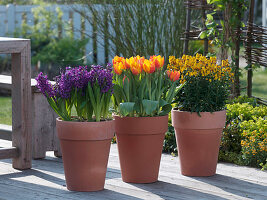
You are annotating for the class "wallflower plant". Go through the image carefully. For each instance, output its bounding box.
[168,53,234,113]
[112,55,183,117]
[36,64,113,122]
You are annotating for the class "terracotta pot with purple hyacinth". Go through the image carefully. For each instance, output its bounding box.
[36,64,114,192]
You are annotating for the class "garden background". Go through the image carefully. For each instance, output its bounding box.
[0,0,266,169]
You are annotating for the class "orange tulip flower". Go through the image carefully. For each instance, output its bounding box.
[167,70,180,82]
[125,58,131,69]
[113,56,125,65]
[150,55,164,69]
[143,59,155,74]
[114,62,125,75]
[128,57,142,75]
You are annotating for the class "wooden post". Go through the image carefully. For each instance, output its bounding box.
[184,7,191,55]
[247,0,255,97]
[201,1,208,56]
[233,3,242,97]
[11,40,32,169]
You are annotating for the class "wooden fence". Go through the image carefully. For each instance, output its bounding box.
[263,0,267,27]
[0,4,114,65]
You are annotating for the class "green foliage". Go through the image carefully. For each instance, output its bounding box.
[76,0,185,59]
[226,95,257,105]
[240,118,267,167]
[169,55,233,113]
[220,100,267,169]
[15,4,88,68]
[177,77,230,113]
[113,69,183,117]
[32,37,88,66]
[163,125,177,154]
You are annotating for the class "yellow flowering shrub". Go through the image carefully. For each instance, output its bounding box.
[168,54,234,112]
[240,117,267,167]
[220,102,267,169]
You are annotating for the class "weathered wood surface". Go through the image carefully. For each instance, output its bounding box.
[0,140,266,200]
[10,39,32,169]
[31,92,61,159]
[0,147,18,159]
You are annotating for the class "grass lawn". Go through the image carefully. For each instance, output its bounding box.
[0,69,266,126]
[240,68,267,99]
[0,96,12,125]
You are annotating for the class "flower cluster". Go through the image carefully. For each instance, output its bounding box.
[168,54,233,113]
[36,64,113,122]
[112,55,183,117]
[240,117,267,164]
[36,72,56,98]
[168,53,234,84]
[113,55,164,75]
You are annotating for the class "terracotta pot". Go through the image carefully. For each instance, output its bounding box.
[56,118,114,191]
[171,110,226,177]
[114,115,168,183]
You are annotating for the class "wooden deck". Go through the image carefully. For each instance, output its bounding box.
[0,139,266,200]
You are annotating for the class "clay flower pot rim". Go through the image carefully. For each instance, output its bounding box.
[56,117,114,124]
[172,109,226,114]
[113,114,168,119]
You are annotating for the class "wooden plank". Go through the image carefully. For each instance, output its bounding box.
[0,147,18,159]
[0,39,29,53]
[32,93,59,159]
[0,143,266,199]
[11,40,32,169]
[0,74,38,89]
[0,124,12,141]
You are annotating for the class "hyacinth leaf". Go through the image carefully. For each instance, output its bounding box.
[119,102,135,116]
[160,103,172,116]
[142,99,159,115]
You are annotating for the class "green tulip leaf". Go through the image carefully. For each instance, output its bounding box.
[142,99,159,115]
[119,102,135,116]
[160,103,172,116]
[159,99,168,108]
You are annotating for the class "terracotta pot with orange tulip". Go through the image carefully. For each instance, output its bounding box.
[112,55,183,183]
[168,54,233,176]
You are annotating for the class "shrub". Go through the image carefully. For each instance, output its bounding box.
[240,118,267,167]
[220,101,267,169]
[168,54,233,113]
[163,125,177,154]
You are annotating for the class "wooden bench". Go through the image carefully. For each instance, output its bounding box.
[0,74,61,159]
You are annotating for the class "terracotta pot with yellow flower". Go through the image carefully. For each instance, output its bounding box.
[168,54,234,176]
[112,55,183,183]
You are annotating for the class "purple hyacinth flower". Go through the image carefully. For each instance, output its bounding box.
[35,72,55,98]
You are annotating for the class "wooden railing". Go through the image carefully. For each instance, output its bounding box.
[0,37,32,170]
